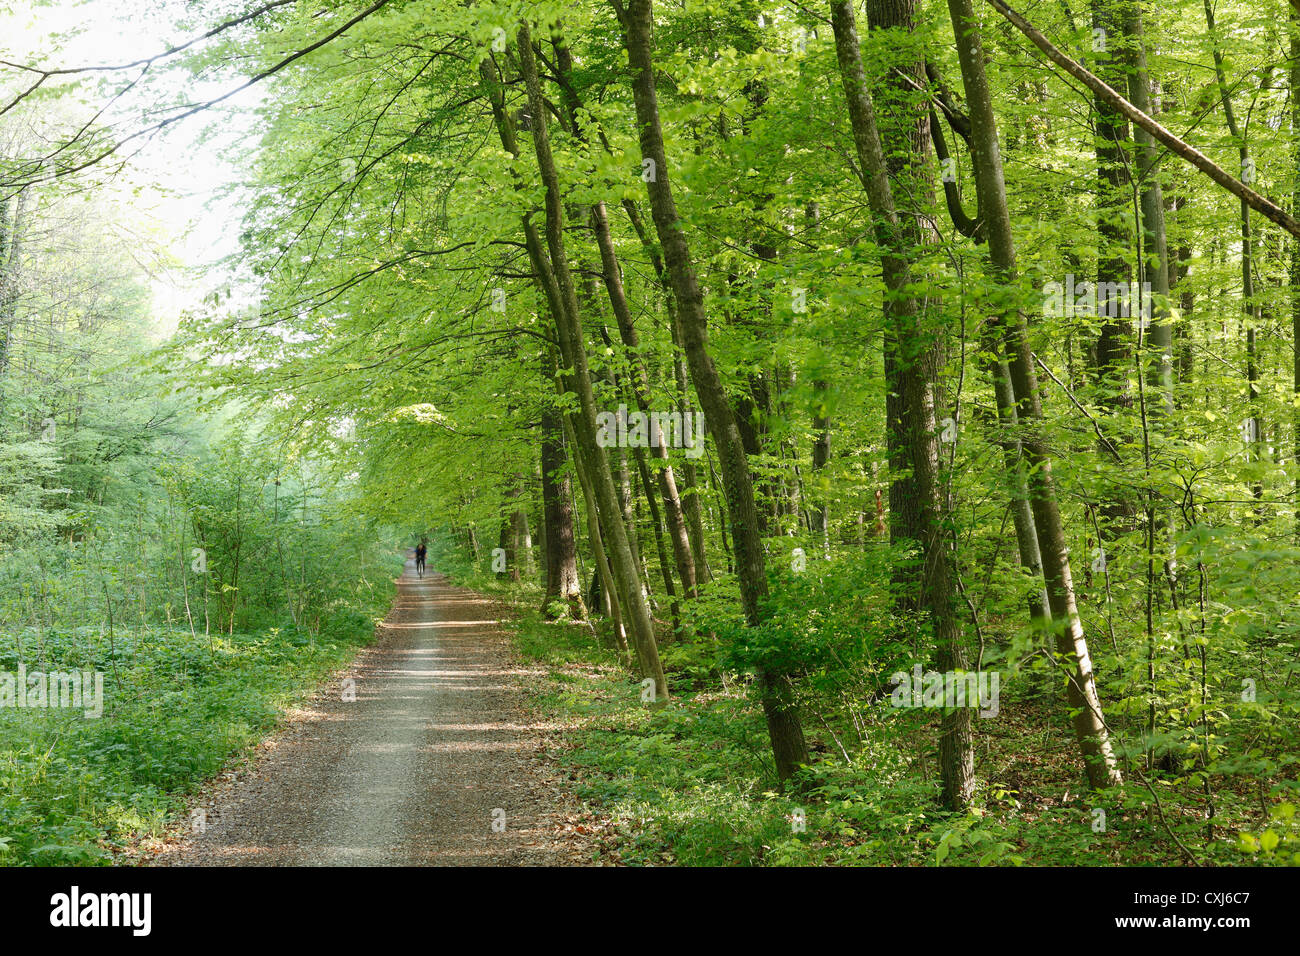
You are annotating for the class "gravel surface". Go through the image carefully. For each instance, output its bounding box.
[152,557,585,866]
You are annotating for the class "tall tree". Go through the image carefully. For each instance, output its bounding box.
[482,45,669,697]
[614,0,809,783]
[948,0,1122,789]
[831,0,974,809]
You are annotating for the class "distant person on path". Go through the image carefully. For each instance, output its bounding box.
[415,542,427,578]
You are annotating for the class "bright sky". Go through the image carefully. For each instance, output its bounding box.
[1,0,265,330]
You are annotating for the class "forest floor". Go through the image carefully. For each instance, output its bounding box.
[146,558,598,866]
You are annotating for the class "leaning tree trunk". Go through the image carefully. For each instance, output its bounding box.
[564,411,631,660]
[947,0,1121,789]
[622,196,714,583]
[615,0,808,783]
[984,351,1051,622]
[831,0,974,811]
[590,199,699,601]
[481,58,584,624]
[932,89,1050,620]
[510,29,669,699]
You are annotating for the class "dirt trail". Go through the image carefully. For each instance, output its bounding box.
[153,555,580,866]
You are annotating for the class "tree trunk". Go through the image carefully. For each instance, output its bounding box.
[620,195,713,583]
[833,0,974,810]
[540,346,585,617]
[948,0,1122,789]
[0,188,31,401]
[985,353,1051,621]
[1293,6,1300,540]
[591,199,699,600]
[565,412,630,660]
[1205,0,1264,518]
[511,29,668,699]
[1090,0,1135,468]
[616,0,807,781]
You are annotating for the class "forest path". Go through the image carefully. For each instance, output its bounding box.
[153,554,571,866]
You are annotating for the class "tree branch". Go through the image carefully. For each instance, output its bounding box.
[986,0,1300,239]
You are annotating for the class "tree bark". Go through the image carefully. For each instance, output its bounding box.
[1089,0,1135,455]
[615,0,808,782]
[1292,6,1300,539]
[0,187,30,397]
[511,28,668,698]
[540,345,585,617]
[949,0,1122,789]
[590,199,699,600]
[564,411,630,659]
[832,0,974,810]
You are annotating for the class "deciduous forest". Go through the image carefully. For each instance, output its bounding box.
[1,0,1298,875]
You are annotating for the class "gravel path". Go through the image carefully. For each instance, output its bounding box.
[153,556,578,866]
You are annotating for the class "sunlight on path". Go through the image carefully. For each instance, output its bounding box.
[154,553,563,866]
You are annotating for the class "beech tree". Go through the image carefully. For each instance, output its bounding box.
[7,0,1300,863]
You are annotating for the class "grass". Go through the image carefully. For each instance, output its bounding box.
[0,562,399,866]
[511,607,945,866]
[469,574,1299,867]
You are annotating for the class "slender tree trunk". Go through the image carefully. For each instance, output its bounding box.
[0,188,31,405]
[620,196,714,583]
[540,346,585,617]
[564,412,630,659]
[985,353,1051,621]
[631,440,681,637]
[515,503,533,577]
[1090,0,1136,468]
[669,304,712,583]
[616,0,808,781]
[806,202,832,557]
[1167,194,1195,386]
[865,0,929,577]
[1204,1,1264,517]
[511,29,668,698]
[948,0,1122,789]
[591,199,699,600]
[933,81,1042,583]
[500,476,523,583]
[1125,6,1176,756]
[811,378,831,555]
[579,272,655,607]
[1125,11,1173,416]
[1292,7,1300,539]
[832,0,974,810]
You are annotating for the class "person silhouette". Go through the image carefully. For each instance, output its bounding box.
[415,541,427,578]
